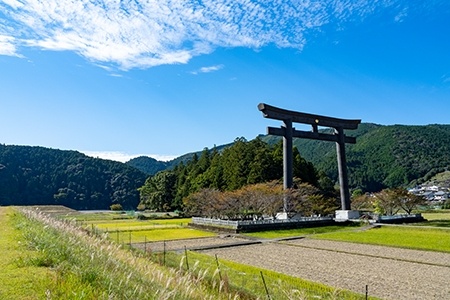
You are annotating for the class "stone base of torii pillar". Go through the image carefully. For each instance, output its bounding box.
[335,210,360,221]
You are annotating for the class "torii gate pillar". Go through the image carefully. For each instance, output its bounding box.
[335,127,351,210]
[258,103,361,219]
[282,119,293,212]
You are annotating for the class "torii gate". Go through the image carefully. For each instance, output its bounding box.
[258,103,361,217]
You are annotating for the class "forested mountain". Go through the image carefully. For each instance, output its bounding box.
[261,123,450,191]
[138,138,327,211]
[0,145,147,209]
[2,123,448,211]
[126,143,232,175]
[127,156,169,175]
[132,123,450,194]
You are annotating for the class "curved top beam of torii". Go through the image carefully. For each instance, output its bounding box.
[258,103,361,130]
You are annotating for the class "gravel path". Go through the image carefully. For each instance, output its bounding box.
[283,238,450,267]
[133,235,252,253]
[197,238,450,300]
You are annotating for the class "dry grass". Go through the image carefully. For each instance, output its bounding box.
[9,207,240,299]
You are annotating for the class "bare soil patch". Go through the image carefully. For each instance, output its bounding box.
[196,238,450,300]
[133,235,253,253]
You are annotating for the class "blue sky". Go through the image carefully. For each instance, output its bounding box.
[1,0,449,162]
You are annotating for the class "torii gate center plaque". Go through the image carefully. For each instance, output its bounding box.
[258,103,361,213]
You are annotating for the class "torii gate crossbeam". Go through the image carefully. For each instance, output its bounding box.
[258,103,361,212]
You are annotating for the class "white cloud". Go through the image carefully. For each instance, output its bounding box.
[0,35,21,56]
[81,151,177,163]
[191,64,224,75]
[0,0,400,69]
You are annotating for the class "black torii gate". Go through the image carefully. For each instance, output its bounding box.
[258,103,361,213]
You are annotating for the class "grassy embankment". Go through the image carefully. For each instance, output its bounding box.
[0,207,54,299]
[3,207,372,299]
[1,207,236,299]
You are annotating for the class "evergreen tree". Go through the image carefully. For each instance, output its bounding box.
[139,171,177,211]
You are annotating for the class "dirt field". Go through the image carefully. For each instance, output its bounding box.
[197,238,450,300]
[133,235,253,252]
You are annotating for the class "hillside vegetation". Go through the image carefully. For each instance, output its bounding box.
[127,143,232,175]
[0,145,146,209]
[261,123,450,191]
[126,156,169,175]
[1,123,449,210]
[130,123,450,193]
[138,138,324,212]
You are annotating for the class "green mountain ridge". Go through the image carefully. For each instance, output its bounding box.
[126,143,233,175]
[262,123,450,191]
[1,123,449,210]
[0,145,147,209]
[128,123,450,192]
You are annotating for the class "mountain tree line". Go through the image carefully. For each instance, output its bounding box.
[260,124,450,192]
[138,137,335,212]
[0,145,146,209]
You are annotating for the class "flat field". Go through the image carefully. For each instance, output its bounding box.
[84,217,215,243]
[88,218,192,230]
[313,225,450,252]
[422,211,450,220]
[415,211,450,228]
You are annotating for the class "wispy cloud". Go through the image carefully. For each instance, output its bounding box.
[394,7,408,22]
[0,0,401,69]
[442,74,450,83]
[81,151,177,163]
[191,64,224,75]
[0,35,21,56]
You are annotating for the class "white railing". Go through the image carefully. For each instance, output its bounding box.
[192,216,333,229]
[192,217,239,228]
[378,213,422,220]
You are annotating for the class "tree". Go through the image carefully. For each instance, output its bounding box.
[240,181,284,219]
[372,188,426,215]
[372,189,399,215]
[202,149,225,190]
[138,171,177,211]
[183,188,222,217]
[306,194,338,216]
[221,137,252,190]
[390,188,426,214]
[247,144,274,184]
[290,182,337,216]
[351,189,373,211]
[110,203,123,211]
[351,193,373,210]
[317,171,337,198]
[293,147,318,185]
